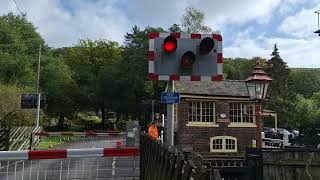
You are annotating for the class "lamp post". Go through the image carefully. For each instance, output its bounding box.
[245,62,272,148]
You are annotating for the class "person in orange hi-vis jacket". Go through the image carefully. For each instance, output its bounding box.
[148,121,159,141]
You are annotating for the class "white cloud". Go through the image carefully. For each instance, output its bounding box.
[1,0,320,67]
[124,0,188,29]
[190,0,283,30]
[279,5,320,38]
[124,0,292,31]
[1,0,290,47]
[0,0,129,47]
[1,0,306,47]
[225,33,320,68]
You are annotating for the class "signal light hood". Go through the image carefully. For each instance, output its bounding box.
[199,37,214,55]
[180,51,195,69]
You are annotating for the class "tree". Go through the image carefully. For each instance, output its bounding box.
[0,13,47,88]
[0,13,46,56]
[63,39,122,124]
[181,7,212,33]
[0,84,34,127]
[121,26,166,119]
[0,52,35,87]
[266,44,290,97]
[293,94,320,127]
[289,69,320,98]
[266,44,296,127]
[41,57,80,128]
[168,24,182,32]
[223,57,267,80]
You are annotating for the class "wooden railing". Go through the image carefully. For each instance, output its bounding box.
[140,133,212,180]
[0,126,41,151]
[0,125,10,151]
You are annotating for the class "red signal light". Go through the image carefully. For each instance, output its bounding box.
[163,36,177,53]
[180,51,195,69]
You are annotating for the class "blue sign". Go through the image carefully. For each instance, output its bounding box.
[161,92,180,104]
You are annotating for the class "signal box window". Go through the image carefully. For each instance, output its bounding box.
[210,136,237,153]
[211,138,223,150]
[229,103,255,123]
[188,101,215,123]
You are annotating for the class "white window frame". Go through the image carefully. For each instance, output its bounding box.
[187,100,218,127]
[210,136,238,153]
[228,102,256,128]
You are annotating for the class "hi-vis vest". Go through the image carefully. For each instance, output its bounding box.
[148,124,158,140]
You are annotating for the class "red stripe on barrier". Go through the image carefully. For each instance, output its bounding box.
[191,34,201,39]
[213,34,222,41]
[212,75,223,81]
[170,74,180,81]
[85,132,97,136]
[148,32,159,39]
[61,132,74,136]
[108,133,122,136]
[29,150,67,160]
[148,73,159,80]
[104,147,139,157]
[106,130,121,133]
[116,141,124,147]
[170,32,180,38]
[217,53,223,63]
[191,75,201,81]
[148,51,155,61]
[35,132,49,137]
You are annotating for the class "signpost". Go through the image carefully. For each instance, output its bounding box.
[161,92,180,104]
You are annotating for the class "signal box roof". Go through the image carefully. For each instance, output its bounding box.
[174,81,249,98]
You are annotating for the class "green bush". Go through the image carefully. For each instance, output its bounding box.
[76,112,101,126]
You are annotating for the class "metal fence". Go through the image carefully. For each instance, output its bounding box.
[261,132,290,148]
[0,147,139,180]
[31,132,127,150]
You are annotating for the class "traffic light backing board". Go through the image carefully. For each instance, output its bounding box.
[148,32,223,81]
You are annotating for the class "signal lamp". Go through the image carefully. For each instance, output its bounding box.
[180,51,195,69]
[199,37,214,55]
[163,36,177,53]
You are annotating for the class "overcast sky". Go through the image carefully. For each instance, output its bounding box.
[1,0,320,67]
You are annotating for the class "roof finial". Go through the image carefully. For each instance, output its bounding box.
[256,60,261,67]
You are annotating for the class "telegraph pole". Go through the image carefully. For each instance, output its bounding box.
[35,44,41,127]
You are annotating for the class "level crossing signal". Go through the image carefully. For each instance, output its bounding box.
[148,32,223,81]
[21,93,46,109]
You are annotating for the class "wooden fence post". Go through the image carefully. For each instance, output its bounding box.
[210,169,221,180]
[140,133,209,180]
[29,132,33,150]
[4,127,10,151]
